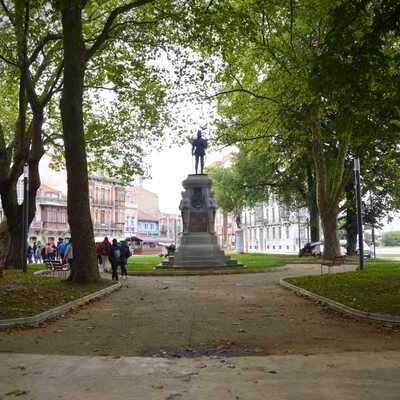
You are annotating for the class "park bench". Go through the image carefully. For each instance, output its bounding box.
[44,259,70,278]
[320,256,345,275]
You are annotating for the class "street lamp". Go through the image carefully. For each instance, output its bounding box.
[354,158,364,270]
[22,163,29,273]
[370,194,376,259]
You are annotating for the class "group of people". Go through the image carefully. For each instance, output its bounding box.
[96,237,131,281]
[27,236,130,282]
[27,238,72,264]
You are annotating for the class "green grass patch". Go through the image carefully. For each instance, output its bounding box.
[127,253,307,273]
[0,269,112,319]
[27,263,47,273]
[286,260,400,315]
[127,255,162,272]
[232,253,291,269]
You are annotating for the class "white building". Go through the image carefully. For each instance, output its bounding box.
[241,198,310,254]
[124,186,138,238]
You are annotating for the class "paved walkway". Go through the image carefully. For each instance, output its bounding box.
[1,264,399,398]
[1,351,400,399]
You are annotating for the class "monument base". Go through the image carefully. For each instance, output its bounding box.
[157,232,241,269]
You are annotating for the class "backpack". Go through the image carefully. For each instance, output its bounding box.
[113,247,121,260]
[100,242,109,254]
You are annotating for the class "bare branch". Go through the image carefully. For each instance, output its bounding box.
[28,33,62,65]
[207,88,280,103]
[85,0,155,61]
[0,53,17,67]
[0,0,14,25]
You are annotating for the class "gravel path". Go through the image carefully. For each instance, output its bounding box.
[0,264,399,357]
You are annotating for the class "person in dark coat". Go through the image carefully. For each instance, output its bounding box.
[109,239,121,281]
[119,240,131,283]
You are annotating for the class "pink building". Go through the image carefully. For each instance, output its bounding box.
[89,174,125,241]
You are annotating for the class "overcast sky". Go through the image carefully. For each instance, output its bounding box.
[142,141,231,214]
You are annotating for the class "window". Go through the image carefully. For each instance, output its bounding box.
[266,227,269,240]
[278,226,282,239]
[100,210,105,224]
[286,226,290,239]
[272,227,276,240]
[272,208,275,223]
[145,223,148,230]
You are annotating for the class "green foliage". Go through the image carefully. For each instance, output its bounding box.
[382,231,400,247]
[207,162,245,225]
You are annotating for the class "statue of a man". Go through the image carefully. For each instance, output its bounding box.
[191,130,208,174]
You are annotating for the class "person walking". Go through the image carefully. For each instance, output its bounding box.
[119,240,131,284]
[56,238,63,260]
[99,237,112,272]
[58,239,68,263]
[26,244,34,264]
[109,239,121,281]
[45,243,53,261]
[64,239,73,270]
[35,242,42,263]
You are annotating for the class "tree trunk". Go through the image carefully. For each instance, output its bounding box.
[306,161,320,242]
[345,182,357,256]
[320,208,340,260]
[310,102,345,260]
[60,4,99,283]
[3,183,23,268]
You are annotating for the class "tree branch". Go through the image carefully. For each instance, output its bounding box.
[0,53,17,67]
[207,88,279,103]
[0,0,14,25]
[28,33,62,65]
[85,0,155,61]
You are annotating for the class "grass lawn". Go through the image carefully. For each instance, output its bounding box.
[0,269,112,319]
[286,259,400,315]
[126,253,310,273]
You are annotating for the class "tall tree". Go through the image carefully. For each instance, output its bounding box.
[0,0,63,268]
[192,0,400,259]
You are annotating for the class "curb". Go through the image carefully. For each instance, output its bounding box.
[279,278,400,325]
[0,282,122,329]
[127,266,289,277]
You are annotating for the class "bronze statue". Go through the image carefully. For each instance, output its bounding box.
[191,130,208,174]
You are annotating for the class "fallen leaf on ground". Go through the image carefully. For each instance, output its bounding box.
[5,389,29,396]
[152,384,164,390]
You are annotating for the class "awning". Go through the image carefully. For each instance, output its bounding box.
[128,235,174,245]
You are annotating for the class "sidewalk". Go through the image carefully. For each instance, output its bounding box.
[1,351,400,399]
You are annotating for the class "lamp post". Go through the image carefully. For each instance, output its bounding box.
[370,194,376,259]
[354,158,364,270]
[22,163,29,273]
[297,209,301,253]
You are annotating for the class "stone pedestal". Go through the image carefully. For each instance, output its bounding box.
[159,174,241,269]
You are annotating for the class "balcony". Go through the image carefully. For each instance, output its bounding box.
[94,223,125,235]
[92,199,114,207]
[30,220,42,230]
[42,221,69,232]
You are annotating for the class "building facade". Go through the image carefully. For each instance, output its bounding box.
[124,186,138,239]
[133,186,161,238]
[241,199,310,254]
[215,209,237,250]
[160,212,182,243]
[88,173,126,241]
